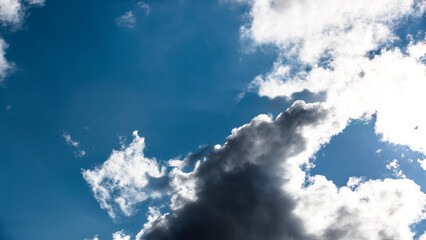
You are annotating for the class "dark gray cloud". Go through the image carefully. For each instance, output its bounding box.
[141,101,327,240]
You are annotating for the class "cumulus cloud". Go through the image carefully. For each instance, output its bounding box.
[137,101,425,240]
[243,0,426,156]
[62,133,86,158]
[82,131,166,219]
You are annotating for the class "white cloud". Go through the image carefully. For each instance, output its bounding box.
[386,159,406,178]
[112,230,131,240]
[84,235,99,240]
[116,11,136,28]
[82,131,166,219]
[0,0,22,25]
[293,176,425,239]
[63,133,86,158]
[0,38,12,83]
[0,0,45,83]
[0,0,45,26]
[242,0,422,63]
[241,0,426,157]
[418,158,426,171]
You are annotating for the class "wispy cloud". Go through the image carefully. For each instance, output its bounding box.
[116,11,136,28]
[115,2,150,29]
[137,1,150,16]
[63,133,86,158]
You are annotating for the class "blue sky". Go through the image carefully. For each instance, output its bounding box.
[0,1,425,240]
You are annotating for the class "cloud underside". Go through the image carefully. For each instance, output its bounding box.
[84,0,426,239]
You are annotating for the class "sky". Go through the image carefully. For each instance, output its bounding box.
[0,0,425,240]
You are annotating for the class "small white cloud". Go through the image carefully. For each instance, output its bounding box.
[63,133,86,158]
[112,230,131,240]
[386,159,406,178]
[137,1,150,15]
[82,131,166,219]
[417,158,426,171]
[116,11,136,28]
[376,148,383,154]
[83,235,99,240]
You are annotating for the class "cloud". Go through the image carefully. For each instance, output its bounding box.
[25,0,44,6]
[242,0,426,156]
[0,0,22,25]
[137,1,150,16]
[116,2,150,28]
[0,0,44,83]
[141,101,327,240]
[85,103,425,239]
[82,131,166,219]
[418,158,426,171]
[137,101,425,240]
[241,0,423,63]
[0,0,45,26]
[112,230,131,240]
[386,159,406,178]
[0,38,12,83]
[116,11,136,28]
[84,0,426,238]
[84,235,99,240]
[62,133,86,158]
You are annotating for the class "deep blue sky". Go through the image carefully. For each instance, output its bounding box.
[0,1,424,240]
